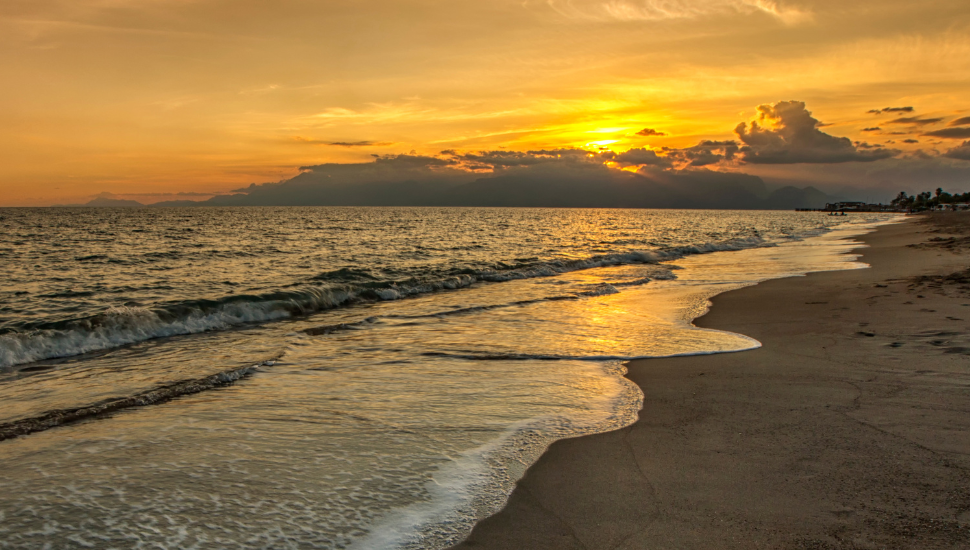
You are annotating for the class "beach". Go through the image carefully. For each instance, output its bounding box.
[455,214,970,549]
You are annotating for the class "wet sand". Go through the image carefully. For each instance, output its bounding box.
[455,214,970,549]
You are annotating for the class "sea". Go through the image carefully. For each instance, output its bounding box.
[0,207,898,549]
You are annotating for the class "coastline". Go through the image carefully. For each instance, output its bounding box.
[454,215,970,549]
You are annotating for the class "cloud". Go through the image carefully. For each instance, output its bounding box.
[886,116,944,126]
[177,149,834,209]
[609,148,673,167]
[867,106,914,114]
[663,140,739,166]
[902,139,919,144]
[747,0,813,25]
[607,141,739,168]
[542,0,812,25]
[734,100,897,164]
[296,154,461,183]
[907,149,937,160]
[636,128,667,137]
[443,149,600,170]
[948,116,970,127]
[293,137,394,147]
[861,127,881,131]
[923,128,970,139]
[943,141,970,161]
[326,141,394,147]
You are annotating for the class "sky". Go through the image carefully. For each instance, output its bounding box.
[2,0,970,206]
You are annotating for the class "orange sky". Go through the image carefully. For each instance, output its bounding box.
[2,0,969,205]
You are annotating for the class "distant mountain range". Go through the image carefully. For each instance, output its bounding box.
[58,169,837,210]
[55,197,147,207]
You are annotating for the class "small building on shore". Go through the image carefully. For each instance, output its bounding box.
[796,202,901,212]
[822,202,900,212]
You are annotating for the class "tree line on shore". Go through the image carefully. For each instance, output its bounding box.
[890,188,970,210]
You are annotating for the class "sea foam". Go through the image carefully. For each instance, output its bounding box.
[0,237,772,369]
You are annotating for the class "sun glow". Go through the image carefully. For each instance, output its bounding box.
[588,127,630,134]
[1,0,967,205]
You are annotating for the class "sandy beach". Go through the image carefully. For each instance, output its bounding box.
[455,214,970,549]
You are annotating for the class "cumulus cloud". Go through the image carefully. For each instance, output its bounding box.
[947,116,970,127]
[606,141,739,168]
[923,128,970,139]
[943,141,970,161]
[636,128,667,137]
[886,116,944,126]
[734,101,896,164]
[663,140,739,166]
[867,106,914,114]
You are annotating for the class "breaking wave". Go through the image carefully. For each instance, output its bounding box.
[0,236,769,369]
[0,361,275,442]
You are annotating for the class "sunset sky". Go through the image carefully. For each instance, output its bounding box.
[2,0,970,205]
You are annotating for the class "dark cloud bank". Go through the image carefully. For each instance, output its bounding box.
[150,101,968,210]
[944,141,970,161]
[157,153,829,209]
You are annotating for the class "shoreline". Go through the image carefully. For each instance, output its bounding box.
[454,214,970,549]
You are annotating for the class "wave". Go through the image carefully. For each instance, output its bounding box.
[302,317,378,336]
[0,288,356,369]
[0,361,274,442]
[419,341,762,362]
[0,236,771,369]
[351,362,645,550]
[610,275,666,286]
[578,284,620,297]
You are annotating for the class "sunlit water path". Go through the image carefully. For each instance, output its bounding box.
[0,208,897,549]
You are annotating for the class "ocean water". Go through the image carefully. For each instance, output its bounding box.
[0,207,897,549]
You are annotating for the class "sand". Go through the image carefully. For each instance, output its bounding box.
[454,214,970,549]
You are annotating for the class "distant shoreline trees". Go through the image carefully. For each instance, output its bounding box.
[890,188,970,211]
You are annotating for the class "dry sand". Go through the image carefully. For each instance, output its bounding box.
[455,214,970,549]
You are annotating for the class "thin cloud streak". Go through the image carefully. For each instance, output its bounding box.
[292,137,395,147]
[886,116,945,126]
[541,0,812,24]
[867,106,914,114]
[924,128,970,139]
[2,16,234,41]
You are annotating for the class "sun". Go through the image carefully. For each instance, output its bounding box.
[583,139,619,148]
